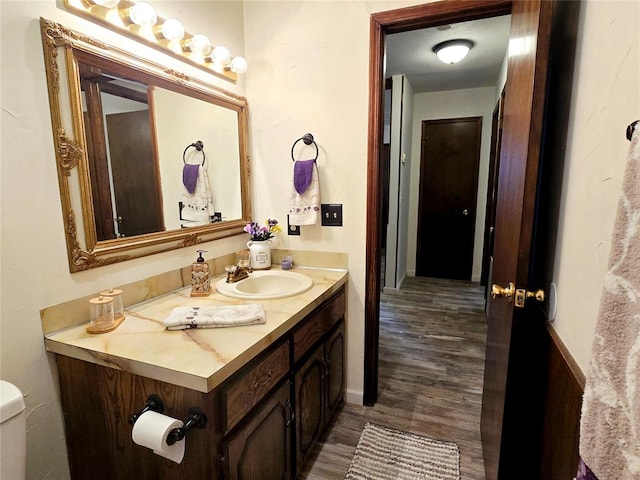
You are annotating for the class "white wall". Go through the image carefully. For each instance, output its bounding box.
[407,87,496,281]
[551,0,639,371]
[0,2,246,478]
[396,76,414,289]
[384,74,415,292]
[384,75,403,289]
[243,0,371,404]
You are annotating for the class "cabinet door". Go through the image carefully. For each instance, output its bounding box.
[222,381,292,480]
[294,345,325,475]
[325,321,345,422]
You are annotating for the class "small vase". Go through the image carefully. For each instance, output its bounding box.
[247,240,271,270]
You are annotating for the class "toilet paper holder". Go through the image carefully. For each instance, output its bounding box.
[129,395,207,445]
[129,394,164,426]
[166,407,207,446]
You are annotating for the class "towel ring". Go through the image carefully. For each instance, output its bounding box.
[291,133,318,162]
[626,120,639,141]
[183,141,206,166]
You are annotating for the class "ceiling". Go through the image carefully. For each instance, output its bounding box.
[385,15,512,93]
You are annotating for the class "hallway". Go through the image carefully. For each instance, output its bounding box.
[301,276,488,479]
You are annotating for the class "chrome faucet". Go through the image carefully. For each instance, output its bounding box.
[225,263,252,283]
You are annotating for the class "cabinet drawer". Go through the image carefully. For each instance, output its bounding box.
[293,288,345,364]
[221,340,290,432]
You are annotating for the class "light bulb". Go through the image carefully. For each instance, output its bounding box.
[129,2,157,27]
[436,45,469,64]
[432,40,474,65]
[184,34,211,55]
[210,46,231,65]
[160,18,184,41]
[230,56,248,74]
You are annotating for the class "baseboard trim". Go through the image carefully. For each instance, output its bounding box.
[345,388,363,405]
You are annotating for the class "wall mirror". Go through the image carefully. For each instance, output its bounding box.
[39,18,251,272]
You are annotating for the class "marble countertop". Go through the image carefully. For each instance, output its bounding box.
[44,267,348,393]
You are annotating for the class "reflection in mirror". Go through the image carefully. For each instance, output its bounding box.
[79,62,162,240]
[40,17,251,272]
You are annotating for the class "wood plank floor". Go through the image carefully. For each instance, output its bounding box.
[299,276,488,480]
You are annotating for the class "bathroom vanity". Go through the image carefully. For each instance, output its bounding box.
[43,266,347,480]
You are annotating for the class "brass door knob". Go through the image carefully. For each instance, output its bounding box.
[491,282,515,301]
[526,289,545,302]
[492,283,545,308]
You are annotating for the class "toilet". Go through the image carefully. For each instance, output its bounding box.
[0,380,26,479]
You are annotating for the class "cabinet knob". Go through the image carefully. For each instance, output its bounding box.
[285,399,294,428]
[253,369,273,389]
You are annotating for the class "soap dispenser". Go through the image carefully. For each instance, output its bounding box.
[190,250,211,297]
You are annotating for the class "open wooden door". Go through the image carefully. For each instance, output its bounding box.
[480,1,554,479]
[365,1,560,478]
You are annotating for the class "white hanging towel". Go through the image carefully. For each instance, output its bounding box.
[289,159,320,225]
[181,164,215,224]
[577,126,640,480]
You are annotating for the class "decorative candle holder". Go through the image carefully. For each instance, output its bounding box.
[87,296,116,334]
[281,256,293,270]
[100,288,125,323]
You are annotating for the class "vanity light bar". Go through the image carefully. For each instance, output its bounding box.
[64,0,247,82]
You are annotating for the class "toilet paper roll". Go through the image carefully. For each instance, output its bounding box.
[132,410,185,464]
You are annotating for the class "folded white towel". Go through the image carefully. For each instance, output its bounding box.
[163,305,266,331]
[289,161,320,225]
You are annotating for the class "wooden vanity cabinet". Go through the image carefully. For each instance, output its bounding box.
[219,339,293,480]
[221,380,293,480]
[55,355,222,480]
[221,287,345,480]
[54,285,345,480]
[293,291,346,476]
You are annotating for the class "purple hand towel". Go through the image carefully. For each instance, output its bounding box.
[576,459,599,480]
[294,159,315,195]
[183,164,200,194]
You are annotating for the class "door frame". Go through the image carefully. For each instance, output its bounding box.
[364,0,512,407]
[480,91,505,286]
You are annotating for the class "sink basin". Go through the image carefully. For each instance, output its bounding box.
[215,270,313,299]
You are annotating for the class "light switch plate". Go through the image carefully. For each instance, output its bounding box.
[321,204,343,227]
[287,215,300,235]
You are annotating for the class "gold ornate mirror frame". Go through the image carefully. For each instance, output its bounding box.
[39,18,252,273]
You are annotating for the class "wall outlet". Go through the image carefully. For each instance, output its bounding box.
[287,215,300,235]
[321,204,343,227]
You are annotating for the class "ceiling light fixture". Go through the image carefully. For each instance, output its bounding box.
[432,39,474,65]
